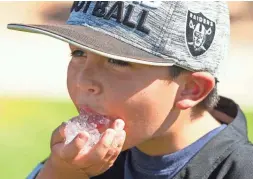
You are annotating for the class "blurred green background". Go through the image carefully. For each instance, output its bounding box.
[0,97,77,178]
[1,1,253,179]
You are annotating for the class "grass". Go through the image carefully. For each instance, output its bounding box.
[0,96,252,179]
[0,96,77,179]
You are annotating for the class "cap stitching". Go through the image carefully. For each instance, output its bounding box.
[159,1,178,54]
[153,2,176,53]
[212,2,223,77]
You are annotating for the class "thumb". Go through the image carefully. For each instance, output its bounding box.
[51,122,67,148]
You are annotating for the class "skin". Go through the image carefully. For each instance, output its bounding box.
[37,44,222,178]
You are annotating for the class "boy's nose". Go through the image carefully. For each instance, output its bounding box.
[76,67,102,95]
[74,53,103,95]
[77,77,101,95]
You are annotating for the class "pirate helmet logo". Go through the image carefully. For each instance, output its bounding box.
[186,10,216,57]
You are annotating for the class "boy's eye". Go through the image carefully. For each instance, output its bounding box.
[107,58,130,67]
[71,49,87,57]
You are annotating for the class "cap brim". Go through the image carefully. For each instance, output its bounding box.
[7,23,175,66]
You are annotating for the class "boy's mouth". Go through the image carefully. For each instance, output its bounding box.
[77,105,113,130]
[78,105,109,118]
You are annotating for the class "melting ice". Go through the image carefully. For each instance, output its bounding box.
[64,113,110,152]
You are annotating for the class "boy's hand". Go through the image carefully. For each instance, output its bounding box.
[37,119,126,179]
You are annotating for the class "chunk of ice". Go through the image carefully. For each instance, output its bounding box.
[64,114,110,152]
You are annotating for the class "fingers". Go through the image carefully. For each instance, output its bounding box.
[51,118,126,173]
[110,119,125,150]
[85,119,124,160]
[90,129,116,162]
[61,131,90,161]
[103,129,126,160]
[89,119,125,161]
[51,122,67,147]
[113,130,126,149]
[91,119,125,160]
[97,130,126,172]
[79,129,126,176]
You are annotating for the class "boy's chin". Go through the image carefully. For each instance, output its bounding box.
[121,143,134,152]
[120,138,145,152]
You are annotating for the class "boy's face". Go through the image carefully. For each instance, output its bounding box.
[67,45,179,150]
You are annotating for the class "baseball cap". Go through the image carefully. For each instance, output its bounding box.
[7,1,230,78]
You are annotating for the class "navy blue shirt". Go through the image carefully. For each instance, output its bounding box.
[125,124,227,179]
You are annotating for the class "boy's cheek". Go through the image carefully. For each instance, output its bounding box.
[119,107,154,142]
[121,93,174,140]
[67,79,78,102]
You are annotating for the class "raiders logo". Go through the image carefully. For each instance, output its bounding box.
[186,10,216,57]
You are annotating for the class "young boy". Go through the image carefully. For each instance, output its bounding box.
[8,1,253,179]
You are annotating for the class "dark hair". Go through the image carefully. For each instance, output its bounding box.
[168,66,219,110]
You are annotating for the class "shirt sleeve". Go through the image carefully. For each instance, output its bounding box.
[26,163,44,179]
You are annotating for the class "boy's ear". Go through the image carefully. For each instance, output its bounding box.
[175,72,215,110]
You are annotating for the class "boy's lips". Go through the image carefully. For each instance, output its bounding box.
[78,105,113,120]
[76,105,112,131]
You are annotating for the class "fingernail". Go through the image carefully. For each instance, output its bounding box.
[78,133,85,139]
[78,132,89,142]
[116,120,125,130]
